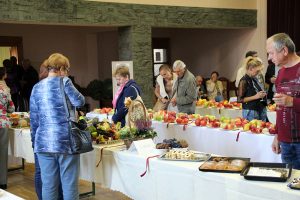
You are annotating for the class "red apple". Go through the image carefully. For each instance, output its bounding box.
[182,118,189,125]
[200,120,207,126]
[195,118,201,126]
[176,118,182,124]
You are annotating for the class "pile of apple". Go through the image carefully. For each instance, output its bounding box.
[243,119,276,134]
[93,107,114,114]
[196,99,242,109]
[175,113,189,125]
[163,111,177,123]
[195,115,220,127]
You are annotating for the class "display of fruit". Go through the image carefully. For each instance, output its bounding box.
[156,138,188,149]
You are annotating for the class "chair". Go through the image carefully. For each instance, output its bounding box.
[218,77,230,100]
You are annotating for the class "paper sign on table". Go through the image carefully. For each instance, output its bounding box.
[128,139,156,156]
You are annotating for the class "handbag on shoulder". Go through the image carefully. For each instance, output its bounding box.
[60,78,93,154]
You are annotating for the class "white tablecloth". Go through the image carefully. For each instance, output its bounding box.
[7,128,125,183]
[106,150,300,200]
[152,121,281,162]
[8,128,34,164]
[0,189,24,200]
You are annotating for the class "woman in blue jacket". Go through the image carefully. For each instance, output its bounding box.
[112,66,141,127]
[30,53,85,200]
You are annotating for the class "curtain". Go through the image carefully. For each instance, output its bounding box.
[267,0,300,52]
[0,47,11,66]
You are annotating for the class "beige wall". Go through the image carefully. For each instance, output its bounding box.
[87,0,257,9]
[153,0,267,81]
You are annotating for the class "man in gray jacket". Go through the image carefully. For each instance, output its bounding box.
[170,60,197,114]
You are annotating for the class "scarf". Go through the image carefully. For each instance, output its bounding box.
[112,81,127,109]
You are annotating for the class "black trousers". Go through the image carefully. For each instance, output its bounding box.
[0,128,8,185]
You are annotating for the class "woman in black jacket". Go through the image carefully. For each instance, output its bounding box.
[238,57,267,121]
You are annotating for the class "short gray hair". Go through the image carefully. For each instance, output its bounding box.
[268,33,296,53]
[173,60,186,70]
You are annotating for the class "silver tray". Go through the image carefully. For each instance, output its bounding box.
[159,152,210,162]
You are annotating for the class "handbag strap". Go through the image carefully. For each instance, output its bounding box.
[60,78,72,121]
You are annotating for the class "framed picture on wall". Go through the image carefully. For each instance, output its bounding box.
[111,61,133,95]
[153,49,167,63]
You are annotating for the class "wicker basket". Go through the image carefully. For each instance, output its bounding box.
[127,99,148,128]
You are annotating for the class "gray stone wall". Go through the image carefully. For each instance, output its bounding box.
[0,0,256,107]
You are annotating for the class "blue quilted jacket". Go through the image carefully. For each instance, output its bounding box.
[30,77,85,154]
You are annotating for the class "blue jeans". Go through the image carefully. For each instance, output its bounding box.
[37,153,80,200]
[242,108,267,121]
[34,153,64,200]
[280,142,300,170]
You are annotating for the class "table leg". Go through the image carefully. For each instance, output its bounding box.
[8,158,25,172]
[79,182,95,198]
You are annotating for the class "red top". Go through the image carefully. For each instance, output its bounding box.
[275,62,300,143]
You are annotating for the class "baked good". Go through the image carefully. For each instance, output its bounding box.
[200,161,217,170]
[215,161,229,170]
[231,159,246,168]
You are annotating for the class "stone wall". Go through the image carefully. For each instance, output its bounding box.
[0,0,256,107]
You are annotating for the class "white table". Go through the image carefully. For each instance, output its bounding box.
[152,121,281,162]
[104,150,300,200]
[0,189,24,200]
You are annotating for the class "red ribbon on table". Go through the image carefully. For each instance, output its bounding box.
[183,124,188,131]
[96,147,105,167]
[236,131,241,142]
[140,155,160,177]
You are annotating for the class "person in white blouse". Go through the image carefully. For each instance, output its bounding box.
[206,71,224,102]
[153,64,177,111]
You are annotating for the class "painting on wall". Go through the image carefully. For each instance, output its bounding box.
[111,61,133,95]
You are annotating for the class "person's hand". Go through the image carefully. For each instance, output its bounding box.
[160,98,168,104]
[273,93,293,107]
[255,91,267,99]
[271,135,281,154]
[170,98,177,106]
[270,76,276,84]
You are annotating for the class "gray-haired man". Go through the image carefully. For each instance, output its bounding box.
[170,60,197,114]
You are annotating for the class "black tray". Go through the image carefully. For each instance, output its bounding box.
[241,162,292,182]
[199,156,250,173]
[288,178,300,190]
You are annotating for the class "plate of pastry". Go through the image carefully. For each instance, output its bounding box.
[199,156,250,173]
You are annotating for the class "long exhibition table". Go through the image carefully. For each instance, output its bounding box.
[152,121,281,163]
[7,128,300,200]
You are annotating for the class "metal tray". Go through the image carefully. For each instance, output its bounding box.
[241,162,292,182]
[159,152,210,162]
[199,156,250,173]
[288,178,300,190]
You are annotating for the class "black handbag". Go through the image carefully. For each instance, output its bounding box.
[60,78,93,154]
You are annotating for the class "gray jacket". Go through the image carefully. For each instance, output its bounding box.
[173,69,197,114]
